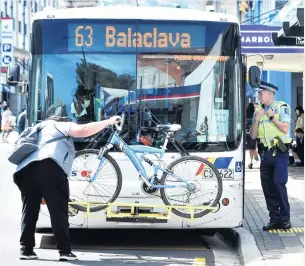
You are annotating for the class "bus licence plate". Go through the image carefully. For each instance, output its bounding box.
[202,169,234,180]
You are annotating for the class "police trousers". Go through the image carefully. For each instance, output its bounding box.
[14,159,71,254]
[260,150,290,222]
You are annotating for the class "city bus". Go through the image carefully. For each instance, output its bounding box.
[10,5,247,229]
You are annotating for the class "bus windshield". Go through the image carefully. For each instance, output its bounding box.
[28,19,242,152]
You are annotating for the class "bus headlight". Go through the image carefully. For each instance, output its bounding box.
[222,198,230,206]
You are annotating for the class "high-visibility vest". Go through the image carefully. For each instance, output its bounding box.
[257,101,292,148]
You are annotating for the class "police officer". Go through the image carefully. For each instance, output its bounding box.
[250,81,291,231]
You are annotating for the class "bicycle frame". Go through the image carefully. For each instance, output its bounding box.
[90,131,189,189]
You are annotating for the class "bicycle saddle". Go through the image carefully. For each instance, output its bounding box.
[157,124,181,132]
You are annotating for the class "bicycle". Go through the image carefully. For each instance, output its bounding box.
[69,114,223,218]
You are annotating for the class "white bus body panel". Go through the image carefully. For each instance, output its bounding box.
[35,5,242,230]
[37,142,244,229]
[32,6,239,24]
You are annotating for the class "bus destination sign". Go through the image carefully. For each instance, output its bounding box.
[68,23,206,52]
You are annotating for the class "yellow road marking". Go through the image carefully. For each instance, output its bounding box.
[193,257,206,266]
[269,227,304,233]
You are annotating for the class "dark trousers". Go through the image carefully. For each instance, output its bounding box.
[260,150,290,222]
[15,159,71,254]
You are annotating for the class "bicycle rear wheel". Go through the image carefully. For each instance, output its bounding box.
[160,156,222,218]
[69,149,122,212]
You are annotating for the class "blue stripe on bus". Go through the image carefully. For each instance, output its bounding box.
[213,157,233,169]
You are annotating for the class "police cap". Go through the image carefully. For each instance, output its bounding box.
[256,81,278,93]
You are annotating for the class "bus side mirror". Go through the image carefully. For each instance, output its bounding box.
[248,66,261,88]
[6,63,20,86]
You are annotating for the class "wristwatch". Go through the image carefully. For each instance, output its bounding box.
[269,116,274,121]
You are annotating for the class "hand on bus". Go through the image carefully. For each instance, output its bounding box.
[109,116,122,125]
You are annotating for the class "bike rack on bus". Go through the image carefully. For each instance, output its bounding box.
[68,201,218,222]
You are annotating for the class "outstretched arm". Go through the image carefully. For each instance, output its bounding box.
[68,116,121,138]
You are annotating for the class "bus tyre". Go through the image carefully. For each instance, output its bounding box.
[160,156,223,219]
[69,149,123,213]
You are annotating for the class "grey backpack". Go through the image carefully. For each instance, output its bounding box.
[8,123,66,165]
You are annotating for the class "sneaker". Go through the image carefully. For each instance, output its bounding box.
[59,252,78,261]
[262,221,281,231]
[20,249,38,260]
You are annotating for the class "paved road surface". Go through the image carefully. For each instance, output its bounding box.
[0,140,241,265]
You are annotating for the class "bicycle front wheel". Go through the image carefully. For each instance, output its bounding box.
[160,156,223,218]
[69,149,122,212]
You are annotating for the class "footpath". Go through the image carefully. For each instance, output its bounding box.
[240,156,304,266]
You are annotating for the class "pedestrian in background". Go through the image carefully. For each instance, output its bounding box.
[294,105,304,131]
[13,114,121,261]
[291,128,304,166]
[0,102,3,132]
[250,81,291,231]
[1,105,13,142]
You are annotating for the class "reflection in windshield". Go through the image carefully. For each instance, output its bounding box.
[28,21,242,152]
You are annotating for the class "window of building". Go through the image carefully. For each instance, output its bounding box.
[19,21,22,33]
[275,0,289,9]
[269,0,304,26]
[10,1,14,20]
[4,1,8,15]
[35,2,38,12]
[13,18,15,30]
[24,23,27,35]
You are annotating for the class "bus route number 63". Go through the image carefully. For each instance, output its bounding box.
[203,169,234,180]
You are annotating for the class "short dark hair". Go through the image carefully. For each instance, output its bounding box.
[295,105,304,114]
[47,115,72,122]
[295,128,304,134]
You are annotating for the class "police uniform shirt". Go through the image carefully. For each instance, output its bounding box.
[253,80,291,125]
[262,102,291,123]
[252,102,291,126]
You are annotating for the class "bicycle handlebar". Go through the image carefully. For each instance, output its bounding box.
[114,112,125,132]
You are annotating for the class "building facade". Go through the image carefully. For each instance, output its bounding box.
[0,0,60,115]
[239,0,303,133]
[199,0,303,134]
